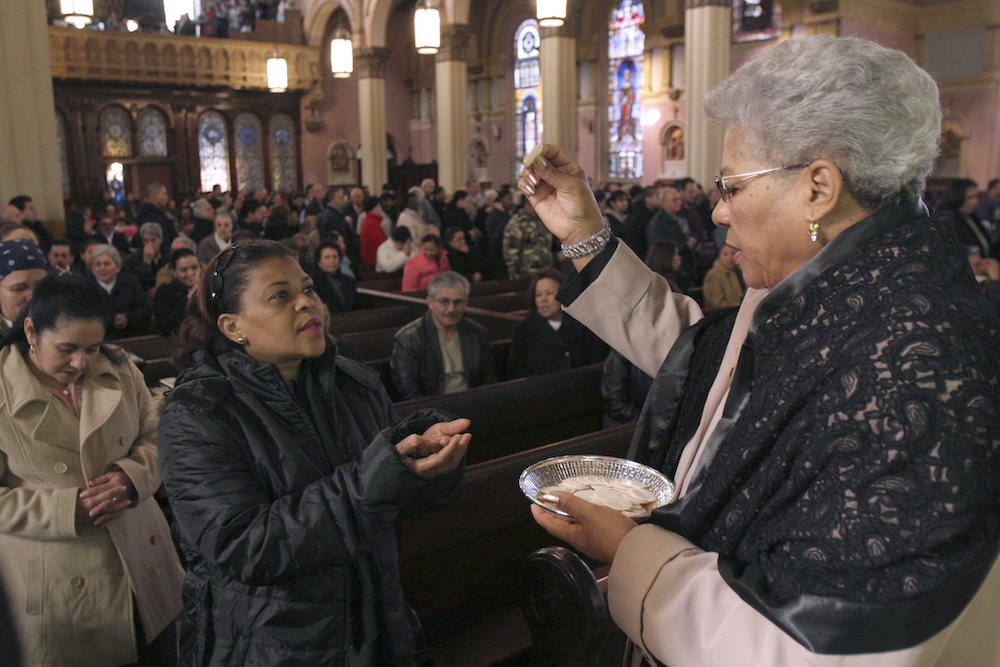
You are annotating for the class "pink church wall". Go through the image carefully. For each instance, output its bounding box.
[945,88,1000,185]
[840,18,916,57]
[299,67,361,189]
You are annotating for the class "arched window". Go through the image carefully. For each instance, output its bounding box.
[100,106,133,158]
[608,0,644,180]
[514,19,541,180]
[55,112,71,200]
[137,107,168,157]
[269,114,298,193]
[733,0,780,42]
[234,113,265,193]
[198,111,231,193]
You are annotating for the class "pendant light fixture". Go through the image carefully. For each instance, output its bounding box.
[536,0,567,28]
[330,28,353,78]
[60,0,94,28]
[414,0,440,55]
[267,49,288,93]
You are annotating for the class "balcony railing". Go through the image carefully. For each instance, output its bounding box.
[48,26,320,92]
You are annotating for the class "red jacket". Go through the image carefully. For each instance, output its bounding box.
[401,250,450,291]
[359,213,387,265]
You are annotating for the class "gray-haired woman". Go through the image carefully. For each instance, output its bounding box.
[521,36,1000,666]
[89,244,152,338]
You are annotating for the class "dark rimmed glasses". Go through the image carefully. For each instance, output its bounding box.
[210,244,241,316]
[714,163,810,203]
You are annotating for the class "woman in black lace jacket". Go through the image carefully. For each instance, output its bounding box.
[520,36,1000,666]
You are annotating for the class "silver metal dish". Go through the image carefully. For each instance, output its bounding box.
[519,455,675,517]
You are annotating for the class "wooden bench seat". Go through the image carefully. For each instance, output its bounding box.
[395,363,605,465]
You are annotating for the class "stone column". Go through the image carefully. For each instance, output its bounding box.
[0,0,66,225]
[684,0,730,189]
[434,24,472,194]
[355,47,391,191]
[540,25,578,157]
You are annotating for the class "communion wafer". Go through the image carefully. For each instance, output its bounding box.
[539,474,659,516]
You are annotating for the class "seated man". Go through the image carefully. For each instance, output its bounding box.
[391,271,497,400]
[122,222,169,295]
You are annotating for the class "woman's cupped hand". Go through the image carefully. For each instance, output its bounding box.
[395,418,471,478]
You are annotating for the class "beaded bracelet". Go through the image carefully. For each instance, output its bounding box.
[561,224,612,259]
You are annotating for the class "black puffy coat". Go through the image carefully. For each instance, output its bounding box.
[158,346,464,666]
[507,311,607,378]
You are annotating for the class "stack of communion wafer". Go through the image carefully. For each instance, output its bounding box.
[538,475,658,517]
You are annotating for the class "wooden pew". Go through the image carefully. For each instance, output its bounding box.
[327,304,426,335]
[399,424,635,667]
[114,334,177,361]
[368,339,512,399]
[394,363,605,464]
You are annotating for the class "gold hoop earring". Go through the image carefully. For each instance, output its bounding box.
[808,217,820,243]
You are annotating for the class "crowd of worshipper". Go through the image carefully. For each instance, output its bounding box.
[60,0,290,36]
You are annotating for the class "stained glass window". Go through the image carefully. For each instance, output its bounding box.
[55,112,70,200]
[269,114,298,194]
[100,106,133,158]
[608,0,644,180]
[137,107,168,157]
[198,111,231,193]
[514,19,541,181]
[234,113,265,193]
[733,0,780,42]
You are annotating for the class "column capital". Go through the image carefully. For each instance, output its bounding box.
[540,24,575,39]
[686,0,730,8]
[355,47,391,79]
[436,24,473,63]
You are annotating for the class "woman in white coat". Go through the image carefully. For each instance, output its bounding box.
[0,273,183,666]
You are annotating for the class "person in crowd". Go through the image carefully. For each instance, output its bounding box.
[157,240,469,665]
[346,187,366,226]
[359,195,388,265]
[8,195,52,252]
[701,242,745,310]
[646,186,691,252]
[89,244,152,338]
[473,188,498,239]
[976,178,1000,227]
[122,222,169,296]
[443,190,475,239]
[153,248,201,336]
[302,183,325,219]
[508,267,607,378]
[622,185,660,260]
[645,239,694,293]
[444,226,485,283]
[310,240,357,314]
[90,212,132,257]
[135,182,177,249]
[503,198,554,280]
[0,273,184,667]
[968,248,1000,318]
[397,190,429,243]
[939,178,991,258]
[465,178,485,223]
[0,239,50,337]
[262,203,297,242]
[0,222,39,245]
[0,206,22,225]
[47,238,74,272]
[240,201,268,238]
[317,187,363,266]
[326,231,357,280]
[196,211,234,264]
[484,187,514,278]
[376,225,413,275]
[519,35,1000,666]
[601,348,653,428]
[603,190,629,239]
[391,270,497,400]
[187,199,217,245]
[402,234,450,291]
[419,178,443,230]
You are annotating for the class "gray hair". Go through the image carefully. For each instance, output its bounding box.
[139,222,163,239]
[704,36,940,212]
[215,211,234,225]
[90,243,121,266]
[427,270,470,298]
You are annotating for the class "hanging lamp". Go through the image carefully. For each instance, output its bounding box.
[414,0,440,55]
[267,50,288,92]
[61,0,94,28]
[536,0,567,28]
[330,29,353,78]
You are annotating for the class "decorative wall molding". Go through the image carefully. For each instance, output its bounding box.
[48,26,320,92]
[437,24,474,63]
[354,46,391,79]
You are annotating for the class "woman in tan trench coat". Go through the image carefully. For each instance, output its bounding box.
[0,273,183,667]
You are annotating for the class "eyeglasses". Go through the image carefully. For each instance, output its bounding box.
[714,163,810,203]
[431,296,468,308]
[210,244,241,317]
